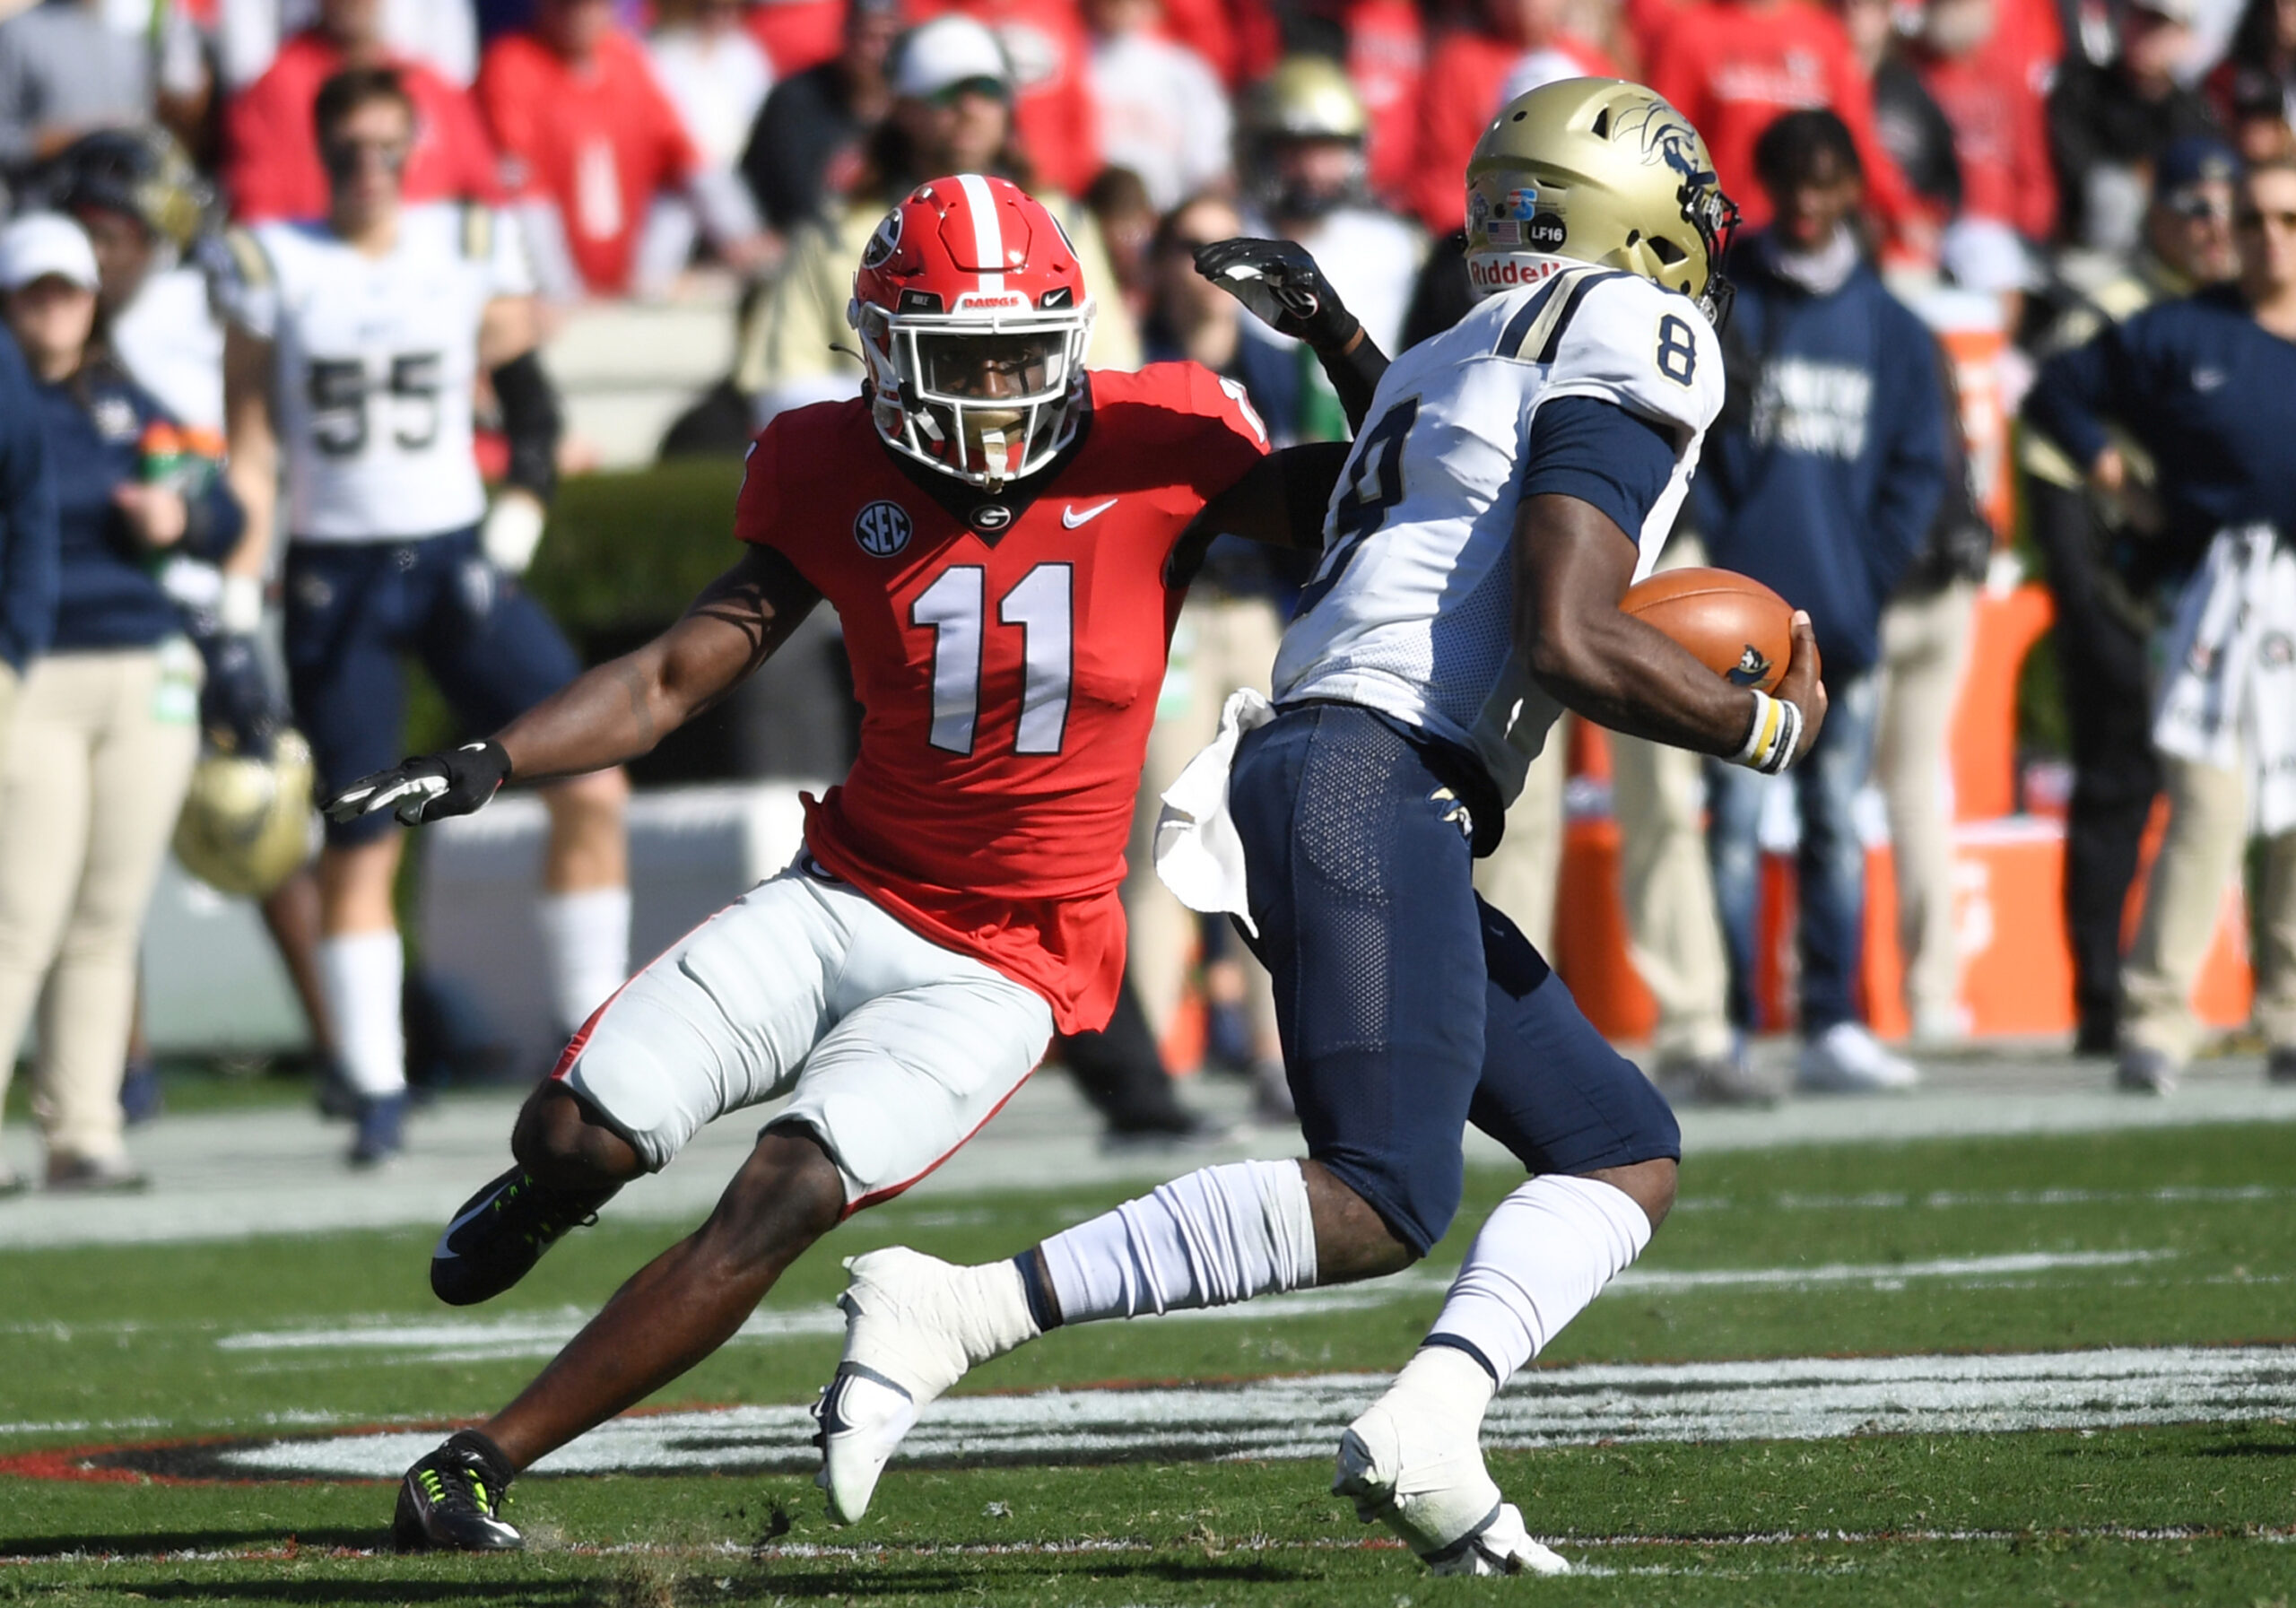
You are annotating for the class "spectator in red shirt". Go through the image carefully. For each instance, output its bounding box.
[223,0,498,222]
[1648,0,1924,239]
[479,0,767,297]
[907,0,1101,195]
[747,0,848,75]
[1405,0,1617,233]
[1909,0,2057,243]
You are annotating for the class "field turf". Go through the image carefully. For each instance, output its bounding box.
[3,1120,2292,1604]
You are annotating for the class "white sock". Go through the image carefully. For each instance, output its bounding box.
[320,932,404,1098]
[1423,1175,1653,1384]
[1039,1160,1317,1324]
[537,886,631,1035]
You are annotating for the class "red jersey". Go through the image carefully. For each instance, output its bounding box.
[1349,0,1429,213]
[745,0,845,75]
[734,363,1268,1033]
[224,34,500,222]
[1648,0,1918,235]
[1916,38,2057,240]
[477,30,701,294]
[1405,27,1618,233]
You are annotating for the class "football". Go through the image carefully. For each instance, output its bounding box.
[1620,567,1795,693]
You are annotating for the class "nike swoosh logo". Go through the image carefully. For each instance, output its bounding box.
[433,1183,509,1260]
[1062,499,1118,528]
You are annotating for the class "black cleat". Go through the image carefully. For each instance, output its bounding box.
[430,1166,617,1306]
[393,1430,522,1552]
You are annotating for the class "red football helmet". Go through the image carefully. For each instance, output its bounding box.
[848,174,1096,489]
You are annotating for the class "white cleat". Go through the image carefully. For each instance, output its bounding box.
[1334,1402,1570,1577]
[813,1247,990,1525]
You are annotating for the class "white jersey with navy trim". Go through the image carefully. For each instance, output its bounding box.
[219,204,532,543]
[1271,265,1726,806]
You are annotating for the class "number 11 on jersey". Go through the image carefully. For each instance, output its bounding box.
[912,563,1074,757]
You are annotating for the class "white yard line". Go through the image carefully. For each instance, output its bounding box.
[161,1343,2296,1481]
[200,1249,2178,1368]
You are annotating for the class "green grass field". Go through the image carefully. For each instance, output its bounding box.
[4,1121,2294,1605]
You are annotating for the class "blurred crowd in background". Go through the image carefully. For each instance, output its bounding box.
[0,0,2292,1189]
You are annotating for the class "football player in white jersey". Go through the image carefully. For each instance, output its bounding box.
[816,80,1829,1575]
[219,66,631,1165]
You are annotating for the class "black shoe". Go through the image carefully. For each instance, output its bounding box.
[430,1166,618,1307]
[2269,1047,2296,1084]
[393,1430,522,1552]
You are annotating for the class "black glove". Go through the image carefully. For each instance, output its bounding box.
[1193,237,1361,353]
[323,739,513,827]
[196,633,290,761]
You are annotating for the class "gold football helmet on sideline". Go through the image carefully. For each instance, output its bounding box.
[1244,56,1369,145]
[173,730,317,900]
[1464,77,1738,322]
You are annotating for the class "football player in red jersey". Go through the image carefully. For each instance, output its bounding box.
[341,173,1343,1552]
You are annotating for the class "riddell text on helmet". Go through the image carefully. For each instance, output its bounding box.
[1468,256,1569,290]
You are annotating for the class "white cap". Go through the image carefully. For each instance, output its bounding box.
[0,213,100,293]
[894,14,1012,101]
[2129,0,2197,24]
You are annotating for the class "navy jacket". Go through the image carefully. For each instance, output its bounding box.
[2022,286,2296,569]
[1691,239,1949,676]
[38,361,243,653]
[0,326,57,673]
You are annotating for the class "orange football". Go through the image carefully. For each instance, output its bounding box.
[1620,567,1793,693]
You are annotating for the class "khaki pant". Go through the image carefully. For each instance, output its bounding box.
[2123,754,2296,1060]
[1472,538,1734,1063]
[0,649,201,1165]
[1126,595,1285,1056]
[1876,581,1977,1029]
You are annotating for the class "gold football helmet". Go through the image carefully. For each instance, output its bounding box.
[1464,77,1738,323]
[172,730,317,900]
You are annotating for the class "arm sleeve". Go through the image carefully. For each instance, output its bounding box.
[1519,396,1680,539]
[1866,312,1950,599]
[0,336,57,671]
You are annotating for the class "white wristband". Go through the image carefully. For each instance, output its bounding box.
[219,572,264,636]
[1731,690,1803,775]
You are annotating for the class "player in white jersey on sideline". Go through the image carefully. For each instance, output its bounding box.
[218,65,631,1166]
[814,79,1830,1576]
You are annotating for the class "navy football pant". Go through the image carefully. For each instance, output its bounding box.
[284,529,583,849]
[1229,701,1681,1256]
